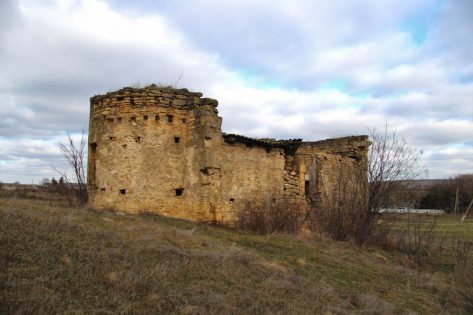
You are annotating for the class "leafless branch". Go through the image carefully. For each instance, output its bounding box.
[53,127,88,204]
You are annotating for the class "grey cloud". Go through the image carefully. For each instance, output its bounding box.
[424,149,473,178]
[358,83,473,121]
[118,1,431,87]
[0,0,20,43]
[402,123,473,147]
[429,0,473,58]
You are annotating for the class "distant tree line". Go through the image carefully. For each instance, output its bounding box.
[419,174,473,213]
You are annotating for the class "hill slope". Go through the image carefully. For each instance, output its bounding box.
[0,192,471,314]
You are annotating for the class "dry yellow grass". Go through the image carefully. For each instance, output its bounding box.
[0,189,471,314]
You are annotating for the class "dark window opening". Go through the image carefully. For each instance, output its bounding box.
[89,142,97,186]
[100,188,106,191]
[155,115,159,121]
[175,188,184,196]
[167,115,173,122]
[131,116,136,121]
[117,96,124,101]
[143,115,148,120]
[205,136,212,141]
[119,189,126,195]
[174,136,180,143]
[136,136,142,143]
[229,198,235,204]
[122,144,127,148]
[130,97,135,106]
[107,117,114,122]
[305,180,310,197]
[117,117,122,122]
[181,118,186,123]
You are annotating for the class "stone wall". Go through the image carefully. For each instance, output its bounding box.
[88,85,370,225]
[218,142,286,222]
[88,85,220,221]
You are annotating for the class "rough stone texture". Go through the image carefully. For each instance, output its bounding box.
[88,85,370,225]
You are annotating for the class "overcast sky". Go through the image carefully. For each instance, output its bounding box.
[1,0,472,183]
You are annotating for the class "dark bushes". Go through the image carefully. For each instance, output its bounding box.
[237,199,305,234]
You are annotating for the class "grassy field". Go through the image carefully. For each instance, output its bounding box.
[1,189,472,314]
[433,215,473,240]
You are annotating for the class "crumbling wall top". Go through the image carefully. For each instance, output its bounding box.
[299,135,370,161]
[223,133,302,153]
[301,135,370,148]
[90,84,218,111]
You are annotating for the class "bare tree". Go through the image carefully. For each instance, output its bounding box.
[313,162,369,243]
[311,123,423,246]
[53,128,88,204]
[368,123,423,212]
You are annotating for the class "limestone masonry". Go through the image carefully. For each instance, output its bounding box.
[88,85,370,224]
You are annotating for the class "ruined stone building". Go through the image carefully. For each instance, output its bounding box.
[87,85,370,224]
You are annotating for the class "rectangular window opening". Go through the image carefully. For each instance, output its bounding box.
[143,115,148,120]
[119,189,126,195]
[107,117,114,122]
[131,116,136,121]
[175,188,184,196]
[181,118,187,123]
[155,115,159,121]
[100,187,106,191]
[229,198,235,204]
[117,117,122,122]
[117,96,124,101]
[167,115,174,122]
[130,97,135,106]
[174,136,180,143]
[89,142,97,186]
[305,180,310,197]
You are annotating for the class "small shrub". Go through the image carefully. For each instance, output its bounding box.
[237,199,304,234]
[453,239,473,311]
[395,214,438,266]
[308,163,379,245]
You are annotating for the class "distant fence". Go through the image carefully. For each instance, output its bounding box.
[379,208,445,215]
